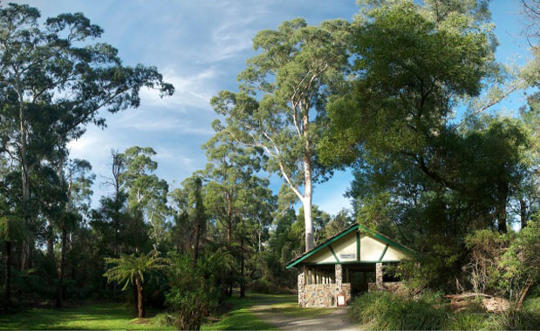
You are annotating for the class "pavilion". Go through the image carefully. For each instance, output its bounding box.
[286,224,414,307]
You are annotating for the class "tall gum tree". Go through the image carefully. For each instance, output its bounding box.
[0,4,173,267]
[211,18,350,251]
[119,147,169,251]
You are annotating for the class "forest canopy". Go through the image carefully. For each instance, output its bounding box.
[0,0,539,329]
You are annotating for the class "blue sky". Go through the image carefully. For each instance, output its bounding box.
[22,0,534,215]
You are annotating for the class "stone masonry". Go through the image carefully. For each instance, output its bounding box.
[297,266,306,307]
[298,264,351,308]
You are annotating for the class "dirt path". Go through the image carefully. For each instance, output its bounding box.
[250,303,359,331]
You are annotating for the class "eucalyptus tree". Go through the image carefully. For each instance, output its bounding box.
[235,175,275,297]
[202,123,265,245]
[0,216,24,305]
[55,158,94,307]
[169,174,207,261]
[0,3,173,266]
[210,18,350,251]
[119,147,169,250]
[203,126,275,296]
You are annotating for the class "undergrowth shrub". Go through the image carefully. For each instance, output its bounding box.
[165,249,232,330]
[348,291,447,330]
[484,308,540,330]
[249,278,295,294]
[445,312,488,330]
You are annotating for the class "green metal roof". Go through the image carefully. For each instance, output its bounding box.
[285,224,414,269]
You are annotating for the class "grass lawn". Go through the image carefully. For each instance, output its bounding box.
[0,292,331,330]
[201,293,293,330]
[0,303,173,330]
[201,292,336,330]
[259,301,333,319]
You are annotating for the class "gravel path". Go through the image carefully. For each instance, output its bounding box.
[250,304,360,331]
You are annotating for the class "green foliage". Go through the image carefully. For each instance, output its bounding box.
[104,251,167,291]
[210,16,351,250]
[0,217,25,242]
[498,217,540,303]
[321,0,493,165]
[445,312,489,330]
[464,229,513,294]
[348,291,447,330]
[165,250,233,330]
[484,308,540,330]
[465,219,540,303]
[119,147,169,249]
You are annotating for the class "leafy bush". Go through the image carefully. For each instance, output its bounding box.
[484,308,540,330]
[524,294,540,313]
[348,291,448,330]
[165,249,233,330]
[445,312,488,330]
[250,279,278,294]
[249,278,295,294]
[465,218,540,305]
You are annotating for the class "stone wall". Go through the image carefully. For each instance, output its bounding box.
[297,269,306,307]
[298,264,352,308]
[300,283,352,308]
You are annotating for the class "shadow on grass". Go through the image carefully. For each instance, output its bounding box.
[202,293,296,330]
[0,303,171,330]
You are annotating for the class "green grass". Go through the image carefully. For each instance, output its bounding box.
[201,293,292,330]
[0,303,173,330]
[260,301,333,318]
[0,292,338,330]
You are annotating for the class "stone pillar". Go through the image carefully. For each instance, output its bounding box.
[376,262,383,289]
[298,266,306,307]
[335,264,342,288]
[335,264,343,307]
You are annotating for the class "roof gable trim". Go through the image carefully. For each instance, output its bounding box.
[286,224,414,269]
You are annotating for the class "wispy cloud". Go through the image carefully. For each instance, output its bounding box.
[140,67,218,110]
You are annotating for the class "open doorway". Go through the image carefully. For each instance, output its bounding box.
[343,264,376,297]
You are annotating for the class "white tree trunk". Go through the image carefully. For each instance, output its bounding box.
[303,108,314,252]
[303,175,314,251]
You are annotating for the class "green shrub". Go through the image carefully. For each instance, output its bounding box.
[348,291,448,330]
[484,308,540,330]
[445,312,488,330]
[165,249,233,330]
[250,279,277,294]
[524,294,540,313]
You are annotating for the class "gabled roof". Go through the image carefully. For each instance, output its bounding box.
[285,224,414,269]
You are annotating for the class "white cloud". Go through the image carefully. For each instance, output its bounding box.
[207,18,258,62]
[140,68,218,110]
[114,111,214,135]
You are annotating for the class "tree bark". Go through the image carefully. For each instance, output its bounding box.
[56,224,67,308]
[226,193,232,244]
[4,241,12,305]
[136,277,144,318]
[497,184,508,233]
[303,195,314,252]
[240,235,245,298]
[112,151,123,256]
[46,225,54,258]
[131,279,138,315]
[193,219,201,263]
[18,96,31,272]
[520,198,528,229]
[303,112,314,251]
